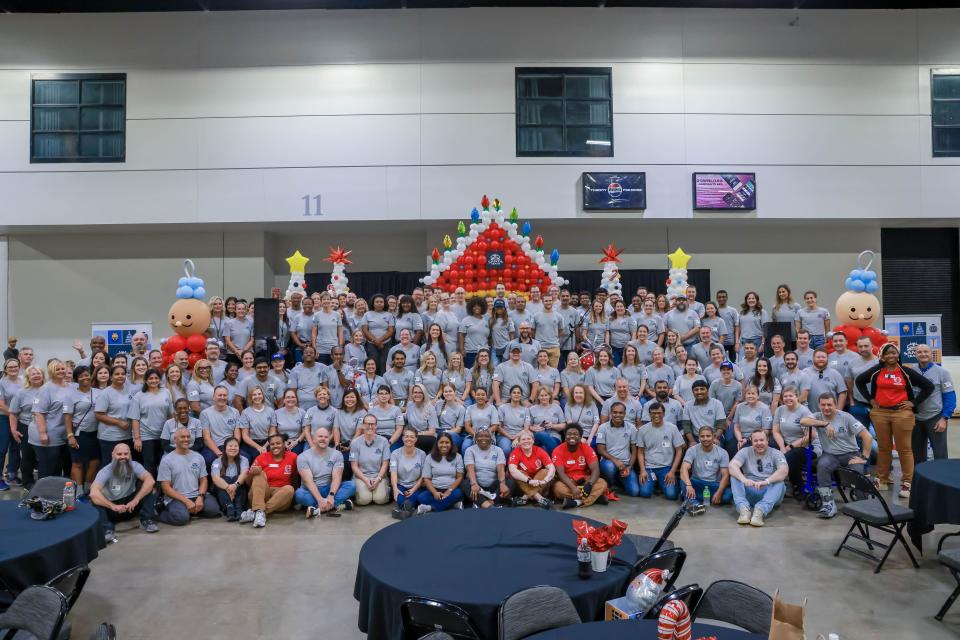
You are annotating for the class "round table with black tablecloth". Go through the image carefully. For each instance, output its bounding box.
[0,501,103,594]
[353,508,638,640]
[908,459,960,553]
[525,619,764,640]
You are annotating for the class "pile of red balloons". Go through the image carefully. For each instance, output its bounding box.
[160,334,207,370]
[826,324,888,355]
[433,223,549,294]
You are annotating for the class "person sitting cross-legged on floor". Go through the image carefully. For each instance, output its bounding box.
[680,425,732,506]
[157,427,221,526]
[89,441,159,542]
[634,402,685,500]
[415,431,465,514]
[801,393,873,519]
[241,432,296,528]
[551,423,607,509]
[507,429,555,509]
[296,425,356,518]
[728,430,788,527]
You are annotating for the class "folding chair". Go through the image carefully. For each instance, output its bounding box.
[626,503,685,558]
[45,564,90,612]
[628,547,686,588]
[643,584,703,620]
[692,579,772,635]
[0,585,68,640]
[401,597,482,640]
[497,585,581,640]
[936,548,960,621]
[834,468,918,574]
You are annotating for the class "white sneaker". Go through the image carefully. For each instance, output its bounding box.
[305,506,318,519]
[454,501,464,510]
[478,489,496,501]
[750,507,765,527]
[899,482,911,499]
[416,504,433,515]
[817,500,838,519]
[737,506,751,525]
[238,509,255,524]
[252,510,267,528]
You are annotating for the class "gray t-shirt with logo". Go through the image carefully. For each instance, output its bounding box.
[683,444,729,482]
[422,453,464,491]
[297,446,343,488]
[595,421,637,465]
[464,445,506,487]
[390,447,426,486]
[94,461,148,501]
[732,446,787,482]
[157,450,208,504]
[633,422,684,469]
[813,410,866,456]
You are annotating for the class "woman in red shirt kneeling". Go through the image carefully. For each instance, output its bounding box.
[507,430,556,509]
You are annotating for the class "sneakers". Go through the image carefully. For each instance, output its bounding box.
[453,501,464,510]
[141,520,159,533]
[873,477,890,491]
[416,504,433,515]
[5,475,22,487]
[0,480,8,491]
[737,506,752,525]
[104,529,117,545]
[817,500,838,519]
[562,498,582,510]
[478,489,496,502]
[332,501,352,515]
[342,499,354,511]
[238,509,255,524]
[252,510,266,528]
[536,495,552,510]
[391,507,406,520]
[402,500,416,515]
[750,507,765,527]
[899,482,911,499]
[511,496,528,507]
[305,506,319,519]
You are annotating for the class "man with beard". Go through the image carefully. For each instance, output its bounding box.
[552,423,606,508]
[641,380,683,425]
[778,351,811,406]
[157,427,221,526]
[664,296,701,349]
[89,442,159,542]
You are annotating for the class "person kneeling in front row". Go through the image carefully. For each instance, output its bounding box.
[680,425,732,506]
[801,393,873,519]
[552,423,607,509]
[297,426,356,518]
[416,432,465,514]
[728,430,788,527]
[157,427,221,526]
[241,433,296,528]
[89,442,159,542]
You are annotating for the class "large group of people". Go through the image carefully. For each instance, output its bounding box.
[0,281,953,539]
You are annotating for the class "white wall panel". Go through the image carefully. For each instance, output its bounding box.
[0,71,29,120]
[685,115,921,166]
[918,10,960,65]
[921,166,960,217]
[613,64,685,114]
[127,65,422,120]
[420,64,515,114]
[683,64,919,115]
[196,114,420,169]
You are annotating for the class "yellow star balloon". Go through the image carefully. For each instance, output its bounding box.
[667,247,692,270]
[285,250,310,273]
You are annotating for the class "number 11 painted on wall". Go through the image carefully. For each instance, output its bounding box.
[302,194,322,217]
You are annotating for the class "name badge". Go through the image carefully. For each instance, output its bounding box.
[268,463,279,468]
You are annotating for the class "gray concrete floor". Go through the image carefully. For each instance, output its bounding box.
[8,434,960,640]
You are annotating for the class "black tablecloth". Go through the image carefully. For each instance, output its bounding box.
[354,509,638,640]
[525,619,765,640]
[0,501,103,593]
[908,459,960,551]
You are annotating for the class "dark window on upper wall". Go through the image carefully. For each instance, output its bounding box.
[31,73,126,163]
[932,70,960,157]
[516,68,612,157]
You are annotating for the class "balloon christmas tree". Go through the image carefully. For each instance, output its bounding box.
[666,248,692,301]
[421,195,567,295]
[598,243,624,298]
[284,250,310,298]
[324,246,352,296]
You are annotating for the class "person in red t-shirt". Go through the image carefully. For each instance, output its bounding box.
[551,423,607,508]
[507,430,555,509]
[241,433,296,528]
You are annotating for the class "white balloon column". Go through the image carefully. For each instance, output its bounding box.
[284,250,310,298]
[666,248,692,301]
[324,246,352,296]
[598,243,624,298]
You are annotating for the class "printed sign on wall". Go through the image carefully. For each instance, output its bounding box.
[884,315,942,364]
[92,322,153,358]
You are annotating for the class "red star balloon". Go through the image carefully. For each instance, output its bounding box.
[324,246,353,265]
[599,243,624,264]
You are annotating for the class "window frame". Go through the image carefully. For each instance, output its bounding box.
[932,68,960,158]
[515,67,613,158]
[30,72,127,164]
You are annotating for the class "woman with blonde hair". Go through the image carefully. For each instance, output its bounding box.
[187,359,217,415]
[31,359,72,480]
[206,296,228,346]
[164,363,188,404]
[414,351,444,402]
[9,365,46,488]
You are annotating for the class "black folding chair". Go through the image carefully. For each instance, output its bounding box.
[497,585,581,640]
[936,548,960,621]
[628,547,686,588]
[0,585,68,640]
[643,584,703,620]
[626,503,685,558]
[692,579,772,635]
[401,597,482,640]
[45,565,90,612]
[834,468,919,574]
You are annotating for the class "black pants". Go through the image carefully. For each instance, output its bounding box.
[214,473,249,517]
[96,488,157,527]
[17,422,36,488]
[912,415,949,464]
[784,447,814,490]
[34,444,70,480]
[366,342,391,375]
[415,435,436,454]
[139,439,164,479]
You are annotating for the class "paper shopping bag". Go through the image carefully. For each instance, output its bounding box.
[768,589,807,640]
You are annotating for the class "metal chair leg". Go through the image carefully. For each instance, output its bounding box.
[895,525,921,569]
[937,531,960,555]
[935,579,960,622]
[835,521,857,557]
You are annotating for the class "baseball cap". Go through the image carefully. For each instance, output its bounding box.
[271,353,285,361]
[510,345,522,352]
[493,299,506,309]
[720,361,734,370]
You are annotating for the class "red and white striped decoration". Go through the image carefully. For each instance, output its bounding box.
[657,599,692,640]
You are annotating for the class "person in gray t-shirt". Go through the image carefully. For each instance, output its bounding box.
[389,427,428,514]
[464,428,508,507]
[729,430,788,523]
[680,426,732,505]
[156,427,220,525]
[295,426,355,514]
[633,403,685,500]
[89,442,158,537]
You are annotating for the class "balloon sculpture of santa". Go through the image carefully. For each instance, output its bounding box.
[828,250,887,355]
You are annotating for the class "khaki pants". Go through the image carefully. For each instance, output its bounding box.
[543,347,561,369]
[870,407,916,484]
[553,477,608,506]
[355,479,390,505]
[249,474,294,513]
[516,468,551,497]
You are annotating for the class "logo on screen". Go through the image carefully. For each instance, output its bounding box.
[607,182,623,198]
[486,251,505,270]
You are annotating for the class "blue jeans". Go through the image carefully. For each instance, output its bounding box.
[294,481,356,508]
[690,478,733,505]
[730,477,786,516]
[0,422,13,478]
[496,435,516,455]
[395,484,420,508]
[464,352,478,369]
[849,403,878,461]
[638,467,681,500]
[599,459,640,497]
[415,486,464,511]
[611,347,624,366]
[809,334,826,349]
[534,431,561,455]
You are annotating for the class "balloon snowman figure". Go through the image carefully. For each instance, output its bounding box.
[828,250,887,355]
[161,259,212,371]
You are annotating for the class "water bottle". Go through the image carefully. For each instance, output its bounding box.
[577,537,592,580]
[62,481,76,511]
[702,485,711,508]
